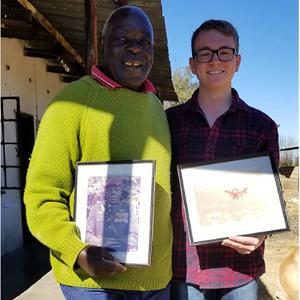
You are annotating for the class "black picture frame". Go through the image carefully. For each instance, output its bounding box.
[177,153,289,245]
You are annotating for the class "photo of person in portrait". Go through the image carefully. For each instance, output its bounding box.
[85,176,140,252]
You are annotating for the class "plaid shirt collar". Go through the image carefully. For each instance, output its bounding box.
[91,64,157,93]
[185,88,249,114]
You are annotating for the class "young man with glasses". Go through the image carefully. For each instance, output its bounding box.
[166,20,279,300]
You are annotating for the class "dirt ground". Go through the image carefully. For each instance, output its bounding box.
[258,175,299,299]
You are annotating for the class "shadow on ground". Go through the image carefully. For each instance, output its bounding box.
[258,278,274,300]
[2,240,51,300]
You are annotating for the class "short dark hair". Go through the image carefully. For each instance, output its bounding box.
[102,5,152,41]
[191,19,239,56]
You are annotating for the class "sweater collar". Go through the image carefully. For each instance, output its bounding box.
[91,65,156,93]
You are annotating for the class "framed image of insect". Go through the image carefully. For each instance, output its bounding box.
[177,153,289,245]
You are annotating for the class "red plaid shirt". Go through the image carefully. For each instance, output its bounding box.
[166,88,279,288]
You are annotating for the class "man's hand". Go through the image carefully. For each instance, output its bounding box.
[221,234,267,255]
[77,245,127,277]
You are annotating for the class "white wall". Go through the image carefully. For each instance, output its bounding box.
[1,38,67,255]
[1,37,67,131]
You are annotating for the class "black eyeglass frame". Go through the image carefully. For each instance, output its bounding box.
[192,47,239,63]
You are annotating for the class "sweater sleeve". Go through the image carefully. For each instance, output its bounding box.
[24,96,87,269]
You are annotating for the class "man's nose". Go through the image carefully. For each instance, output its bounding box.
[127,41,142,53]
[210,52,220,63]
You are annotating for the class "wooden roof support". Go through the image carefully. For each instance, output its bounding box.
[16,0,85,67]
[85,0,98,74]
[112,0,129,5]
[23,47,58,60]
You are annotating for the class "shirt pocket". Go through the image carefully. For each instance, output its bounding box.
[227,135,260,156]
[172,134,205,164]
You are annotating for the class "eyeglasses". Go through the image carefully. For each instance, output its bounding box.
[193,47,238,63]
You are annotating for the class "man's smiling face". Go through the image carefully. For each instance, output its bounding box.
[102,7,154,90]
[189,29,241,91]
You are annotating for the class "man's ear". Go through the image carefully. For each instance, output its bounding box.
[235,54,241,72]
[189,57,196,74]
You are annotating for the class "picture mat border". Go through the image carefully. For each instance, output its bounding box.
[177,153,290,246]
[74,160,156,266]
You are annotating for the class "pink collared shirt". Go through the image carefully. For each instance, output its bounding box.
[91,65,156,94]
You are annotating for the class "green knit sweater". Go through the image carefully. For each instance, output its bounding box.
[24,76,172,290]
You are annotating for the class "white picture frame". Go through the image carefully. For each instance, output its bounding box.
[74,160,155,266]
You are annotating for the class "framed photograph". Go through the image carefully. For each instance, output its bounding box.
[177,153,289,246]
[74,160,155,266]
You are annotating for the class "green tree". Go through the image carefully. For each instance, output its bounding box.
[173,66,197,102]
[164,66,197,109]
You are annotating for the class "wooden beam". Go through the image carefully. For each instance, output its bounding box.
[2,27,48,41]
[85,0,98,74]
[16,0,84,67]
[24,47,58,59]
[61,75,81,83]
[47,65,83,76]
[112,0,129,6]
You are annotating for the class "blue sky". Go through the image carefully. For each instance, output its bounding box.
[161,0,298,141]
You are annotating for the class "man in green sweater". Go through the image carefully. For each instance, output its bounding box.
[24,5,172,300]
